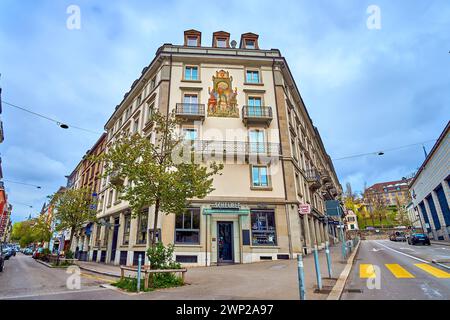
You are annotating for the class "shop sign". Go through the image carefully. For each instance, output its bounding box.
[298,204,310,215]
[211,202,241,210]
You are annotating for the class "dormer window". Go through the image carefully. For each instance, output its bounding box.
[240,33,259,49]
[212,31,230,48]
[183,29,201,47]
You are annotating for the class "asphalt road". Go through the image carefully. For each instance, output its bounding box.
[342,240,450,300]
[0,253,126,300]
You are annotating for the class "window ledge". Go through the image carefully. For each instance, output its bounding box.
[134,244,147,247]
[181,79,202,83]
[244,82,264,86]
[251,187,273,191]
[249,245,280,249]
[174,244,202,248]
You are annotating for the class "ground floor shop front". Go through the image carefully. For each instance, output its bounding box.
[76,202,340,267]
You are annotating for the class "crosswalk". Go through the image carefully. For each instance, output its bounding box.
[359,263,450,279]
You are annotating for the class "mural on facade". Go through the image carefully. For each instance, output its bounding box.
[207,70,239,118]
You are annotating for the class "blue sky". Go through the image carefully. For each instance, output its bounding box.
[1,0,449,222]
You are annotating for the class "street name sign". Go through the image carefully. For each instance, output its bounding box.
[298,204,311,215]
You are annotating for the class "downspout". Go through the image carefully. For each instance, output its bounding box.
[272,58,293,259]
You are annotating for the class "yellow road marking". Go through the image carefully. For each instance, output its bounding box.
[385,264,415,278]
[414,264,450,278]
[360,264,376,278]
[81,272,115,283]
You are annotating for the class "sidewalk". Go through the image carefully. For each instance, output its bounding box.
[76,243,354,300]
[431,240,450,246]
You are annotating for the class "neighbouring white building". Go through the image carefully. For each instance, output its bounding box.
[345,210,359,231]
[410,121,450,241]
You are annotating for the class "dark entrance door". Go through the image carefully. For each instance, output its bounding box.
[110,218,119,263]
[217,222,233,264]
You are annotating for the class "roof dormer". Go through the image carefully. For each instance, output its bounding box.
[240,32,259,49]
[184,29,202,47]
[212,31,230,48]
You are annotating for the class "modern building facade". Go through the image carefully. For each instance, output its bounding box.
[88,30,342,267]
[410,121,450,241]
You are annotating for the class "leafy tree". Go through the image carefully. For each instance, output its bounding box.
[93,110,223,250]
[11,220,35,247]
[49,187,97,249]
[30,215,52,244]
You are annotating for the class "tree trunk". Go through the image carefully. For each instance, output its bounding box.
[68,226,75,253]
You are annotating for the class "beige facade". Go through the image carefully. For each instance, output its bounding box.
[88,30,342,266]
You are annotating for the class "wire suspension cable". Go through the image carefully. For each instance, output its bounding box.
[332,139,437,161]
[3,179,42,189]
[1,100,104,135]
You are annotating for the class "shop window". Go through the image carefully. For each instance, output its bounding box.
[176,255,198,263]
[175,208,200,244]
[184,66,199,81]
[123,214,131,245]
[251,210,277,245]
[251,165,269,188]
[136,210,148,244]
[246,70,260,84]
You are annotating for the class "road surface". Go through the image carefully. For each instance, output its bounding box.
[0,253,125,300]
[342,240,450,300]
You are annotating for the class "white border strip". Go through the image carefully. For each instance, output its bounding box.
[374,240,429,264]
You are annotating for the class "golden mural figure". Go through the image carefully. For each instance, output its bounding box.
[207,70,239,118]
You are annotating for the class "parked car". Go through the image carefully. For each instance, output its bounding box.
[32,247,44,259]
[408,233,431,245]
[23,248,33,255]
[390,231,406,242]
[2,247,13,260]
[0,244,5,272]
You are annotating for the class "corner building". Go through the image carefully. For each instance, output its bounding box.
[91,30,343,266]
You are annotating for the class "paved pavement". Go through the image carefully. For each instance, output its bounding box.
[1,243,351,300]
[341,240,450,300]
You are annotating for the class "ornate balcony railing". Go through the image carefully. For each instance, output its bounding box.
[242,106,273,126]
[175,103,205,121]
[305,168,322,190]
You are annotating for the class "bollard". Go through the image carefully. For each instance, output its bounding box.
[325,241,333,279]
[313,245,322,291]
[297,254,306,300]
[340,225,347,261]
[137,254,142,293]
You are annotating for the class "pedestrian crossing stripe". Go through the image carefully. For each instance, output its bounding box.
[360,264,376,278]
[414,263,450,279]
[385,264,415,278]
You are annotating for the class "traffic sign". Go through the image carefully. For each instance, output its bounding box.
[298,204,311,215]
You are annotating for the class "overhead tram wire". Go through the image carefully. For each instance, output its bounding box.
[332,139,437,161]
[3,179,42,189]
[1,100,104,135]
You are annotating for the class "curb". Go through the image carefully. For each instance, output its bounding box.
[431,260,450,271]
[76,264,121,279]
[430,241,450,247]
[326,240,361,300]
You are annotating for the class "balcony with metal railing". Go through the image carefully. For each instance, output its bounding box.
[175,103,205,121]
[181,140,281,159]
[305,168,322,190]
[242,106,273,127]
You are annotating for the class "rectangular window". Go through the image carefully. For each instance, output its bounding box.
[132,118,139,134]
[150,77,156,89]
[183,94,198,104]
[136,211,148,244]
[175,208,200,244]
[107,189,113,207]
[251,210,277,245]
[123,215,131,245]
[137,95,142,106]
[146,101,155,122]
[245,39,255,49]
[249,130,265,153]
[247,97,262,116]
[183,94,199,114]
[95,224,102,247]
[216,38,227,48]
[246,70,260,83]
[187,36,198,47]
[184,66,199,81]
[182,128,198,141]
[252,166,269,188]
